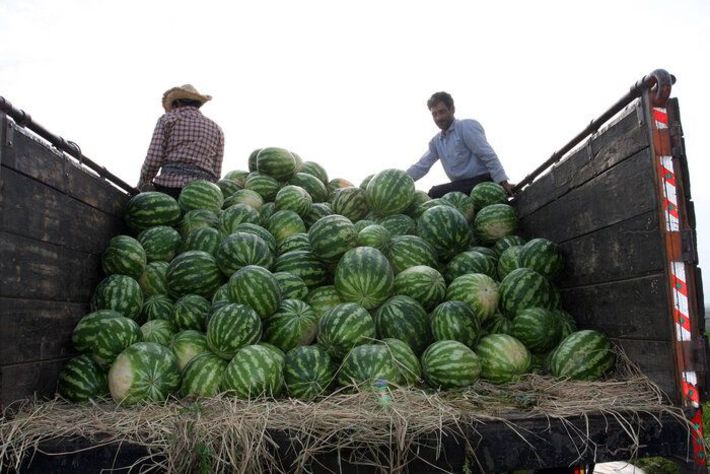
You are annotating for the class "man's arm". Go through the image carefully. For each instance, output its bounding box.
[406,141,439,181]
[460,120,508,184]
[138,117,167,189]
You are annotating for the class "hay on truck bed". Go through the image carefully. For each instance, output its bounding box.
[0,350,698,473]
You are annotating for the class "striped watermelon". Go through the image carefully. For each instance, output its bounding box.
[497,245,522,280]
[248,149,260,172]
[444,250,497,283]
[382,338,422,385]
[171,329,210,370]
[180,351,228,397]
[227,265,282,318]
[224,169,250,187]
[334,247,394,309]
[498,268,558,318]
[357,224,392,253]
[364,169,415,217]
[166,250,224,299]
[300,161,329,185]
[172,294,211,331]
[244,172,280,202]
[140,319,176,345]
[308,214,358,263]
[373,295,431,355]
[387,235,439,274]
[430,301,482,349]
[181,227,222,256]
[263,299,318,351]
[275,185,313,217]
[274,250,328,289]
[440,191,476,223]
[378,214,416,237]
[493,235,526,256]
[403,190,432,217]
[412,198,454,219]
[211,283,231,314]
[289,172,329,203]
[476,334,531,383]
[284,345,335,400]
[392,265,446,311]
[108,342,181,405]
[446,273,499,322]
[217,178,242,199]
[216,232,273,276]
[137,226,182,262]
[327,178,356,198]
[551,309,577,339]
[353,219,376,232]
[470,182,508,210]
[549,330,615,380]
[222,189,264,210]
[90,315,143,366]
[233,223,277,255]
[417,205,472,261]
[178,180,224,213]
[256,147,297,181]
[267,210,307,244]
[304,202,334,228]
[306,285,343,319]
[219,203,262,235]
[510,307,562,353]
[102,235,146,279]
[277,232,311,255]
[473,203,518,245]
[140,295,175,322]
[331,186,369,222]
[57,354,108,402]
[124,192,182,232]
[519,238,565,281]
[138,261,169,298]
[360,174,374,190]
[206,303,262,359]
[273,271,309,300]
[72,310,123,353]
[222,344,284,398]
[483,312,514,336]
[421,340,481,389]
[179,209,219,238]
[337,344,401,388]
[92,274,143,321]
[469,246,497,260]
[317,302,376,359]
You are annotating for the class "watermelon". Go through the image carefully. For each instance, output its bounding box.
[334,247,394,309]
[473,203,518,245]
[267,210,307,244]
[497,245,522,280]
[57,354,108,402]
[274,250,328,289]
[219,203,262,235]
[73,311,142,366]
[166,250,224,299]
[357,224,392,253]
[222,344,284,398]
[413,198,454,219]
[387,235,439,274]
[108,342,181,405]
[171,329,210,370]
[256,147,297,181]
[222,189,264,210]
[469,246,497,260]
[392,265,447,311]
[305,285,342,319]
[430,301,482,349]
[217,178,243,198]
[284,345,335,400]
[206,303,262,359]
[482,312,513,336]
[519,238,565,281]
[476,334,531,383]
[498,268,558,318]
[172,294,211,331]
[124,192,181,232]
[440,191,476,223]
[179,209,219,238]
[140,295,175,322]
[92,274,143,321]
[373,295,431,355]
[300,161,329,185]
[446,273,499,322]
[510,307,562,353]
[444,250,497,283]
[364,169,415,217]
[137,225,182,262]
[263,299,318,351]
[180,351,228,397]
[275,185,313,217]
[417,205,472,261]
[247,149,260,172]
[330,187,369,222]
[338,343,401,388]
[421,340,481,389]
[181,226,222,256]
[327,178,356,198]
[178,180,224,213]
[289,172,329,203]
[382,338,422,385]
[140,319,176,345]
[233,223,278,255]
[317,303,376,359]
[72,309,123,353]
[244,172,280,202]
[304,202,334,227]
[378,214,416,237]
[227,265,282,318]
[102,235,146,279]
[549,330,615,380]
[360,174,374,190]
[353,219,376,232]
[403,190,432,217]
[273,271,309,300]
[493,235,526,256]
[138,261,169,298]
[551,309,577,339]
[470,182,508,210]
[216,232,273,276]
[308,214,358,263]
[277,233,311,255]
[224,170,250,187]
[211,283,231,314]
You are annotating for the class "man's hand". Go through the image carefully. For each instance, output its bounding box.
[500,180,517,197]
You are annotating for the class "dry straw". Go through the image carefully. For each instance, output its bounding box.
[0,350,699,473]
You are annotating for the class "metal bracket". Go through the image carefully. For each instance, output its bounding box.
[681,229,699,264]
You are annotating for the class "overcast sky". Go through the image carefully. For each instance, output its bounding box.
[2,0,710,297]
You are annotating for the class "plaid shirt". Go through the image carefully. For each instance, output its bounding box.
[139,106,224,188]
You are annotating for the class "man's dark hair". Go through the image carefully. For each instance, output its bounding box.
[427,92,454,110]
[172,98,203,108]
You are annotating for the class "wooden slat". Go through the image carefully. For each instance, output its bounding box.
[0,358,69,405]
[0,298,86,365]
[515,105,649,219]
[0,231,102,302]
[0,166,126,254]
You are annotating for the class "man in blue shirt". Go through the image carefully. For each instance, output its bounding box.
[406,92,514,198]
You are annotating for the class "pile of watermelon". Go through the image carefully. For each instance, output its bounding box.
[57,147,615,405]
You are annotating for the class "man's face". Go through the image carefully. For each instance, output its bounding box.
[430,102,455,131]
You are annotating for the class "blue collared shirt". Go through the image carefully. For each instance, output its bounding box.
[406,118,508,183]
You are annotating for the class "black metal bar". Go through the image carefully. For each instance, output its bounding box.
[0,96,138,195]
[514,69,676,192]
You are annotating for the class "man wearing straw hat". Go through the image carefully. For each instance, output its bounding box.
[137,84,224,197]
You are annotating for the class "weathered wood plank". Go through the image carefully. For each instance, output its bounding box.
[517,148,657,244]
[561,273,670,340]
[0,298,86,365]
[0,231,102,302]
[556,210,665,287]
[516,105,649,219]
[0,166,127,254]
[610,338,679,404]
[0,358,69,406]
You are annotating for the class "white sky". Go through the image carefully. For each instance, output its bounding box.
[2,0,710,299]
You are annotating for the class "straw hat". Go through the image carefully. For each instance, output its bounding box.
[162,84,212,111]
